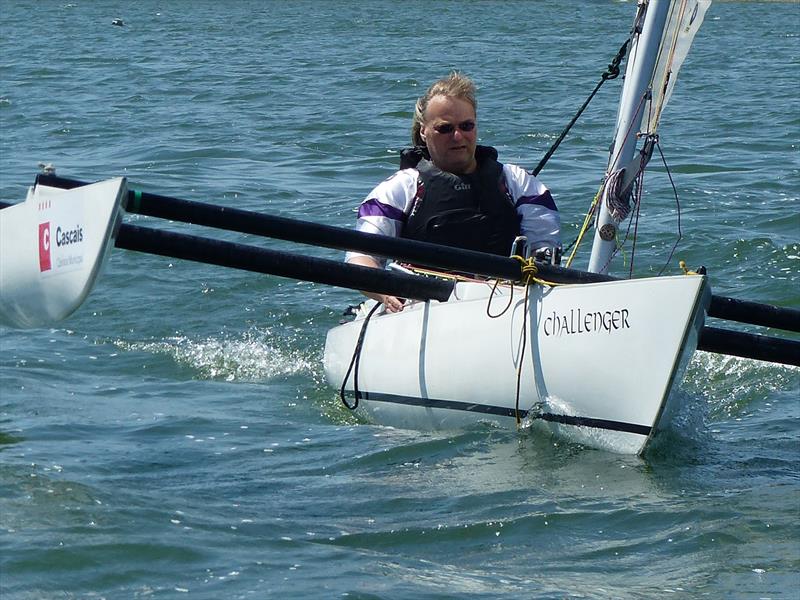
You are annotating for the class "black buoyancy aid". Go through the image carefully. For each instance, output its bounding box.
[398,145,520,256]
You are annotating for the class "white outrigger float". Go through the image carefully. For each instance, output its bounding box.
[1,0,797,455]
[0,177,127,328]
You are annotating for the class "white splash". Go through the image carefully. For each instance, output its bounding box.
[116,330,317,381]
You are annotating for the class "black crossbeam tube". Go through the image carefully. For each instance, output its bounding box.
[6,187,796,366]
[37,174,610,286]
[698,326,800,367]
[34,175,800,333]
[708,295,800,333]
[115,224,454,303]
[117,224,799,366]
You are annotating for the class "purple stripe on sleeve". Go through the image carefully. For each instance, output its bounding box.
[515,190,557,212]
[358,198,407,222]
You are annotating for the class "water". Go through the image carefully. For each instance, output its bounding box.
[1,1,798,598]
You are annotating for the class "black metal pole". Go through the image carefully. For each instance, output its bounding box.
[698,326,800,367]
[708,295,800,333]
[37,174,611,285]
[115,224,454,303]
[115,223,799,366]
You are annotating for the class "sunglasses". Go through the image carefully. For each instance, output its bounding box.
[432,120,476,135]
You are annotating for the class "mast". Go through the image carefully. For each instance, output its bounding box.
[587,0,672,274]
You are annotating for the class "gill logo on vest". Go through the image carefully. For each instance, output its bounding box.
[453,182,471,191]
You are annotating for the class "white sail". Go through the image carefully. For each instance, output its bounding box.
[642,0,712,133]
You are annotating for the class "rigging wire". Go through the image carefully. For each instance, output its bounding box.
[564,91,650,269]
[543,3,695,271]
[628,180,643,279]
[655,140,683,276]
[601,166,644,276]
[594,137,684,278]
[532,39,630,177]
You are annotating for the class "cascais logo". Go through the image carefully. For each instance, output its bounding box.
[39,222,51,272]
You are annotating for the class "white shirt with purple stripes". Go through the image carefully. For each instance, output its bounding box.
[345,163,561,265]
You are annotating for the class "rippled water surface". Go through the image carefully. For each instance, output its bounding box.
[1,1,798,598]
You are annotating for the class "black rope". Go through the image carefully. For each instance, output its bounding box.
[486,279,515,319]
[655,141,683,276]
[533,39,630,177]
[628,179,643,279]
[339,301,382,410]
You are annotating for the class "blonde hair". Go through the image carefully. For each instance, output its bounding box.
[411,72,477,146]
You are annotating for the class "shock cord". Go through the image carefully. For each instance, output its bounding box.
[339,301,382,411]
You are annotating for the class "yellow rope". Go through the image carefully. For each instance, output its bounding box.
[399,264,478,282]
[404,258,562,289]
[507,256,545,425]
[565,182,604,268]
[512,255,538,284]
[679,260,700,276]
[510,255,561,288]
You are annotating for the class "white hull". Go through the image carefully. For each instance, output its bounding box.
[0,178,126,328]
[325,275,710,454]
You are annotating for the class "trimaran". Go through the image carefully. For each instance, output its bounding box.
[1,0,798,454]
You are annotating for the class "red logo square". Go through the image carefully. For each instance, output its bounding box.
[39,222,51,271]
